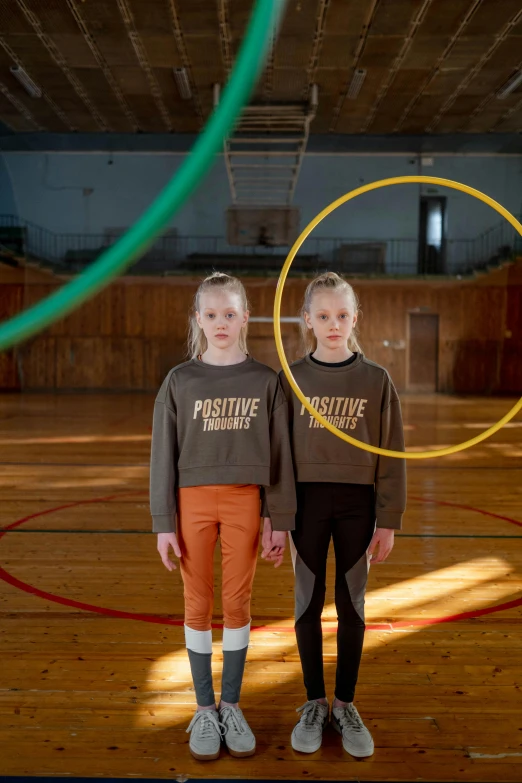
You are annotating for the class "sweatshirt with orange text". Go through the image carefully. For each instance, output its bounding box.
[279,353,406,530]
[150,356,296,534]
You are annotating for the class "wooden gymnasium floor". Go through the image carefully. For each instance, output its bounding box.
[1,392,522,783]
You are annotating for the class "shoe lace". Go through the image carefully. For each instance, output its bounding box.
[296,700,326,730]
[220,706,247,736]
[186,710,225,739]
[337,704,365,734]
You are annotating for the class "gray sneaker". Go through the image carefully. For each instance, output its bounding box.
[219,705,256,757]
[186,709,224,761]
[331,703,374,757]
[291,700,329,753]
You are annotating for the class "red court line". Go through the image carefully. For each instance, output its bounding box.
[1,492,521,632]
[411,495,522,528]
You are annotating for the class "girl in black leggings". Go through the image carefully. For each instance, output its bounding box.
[279,272,406,758]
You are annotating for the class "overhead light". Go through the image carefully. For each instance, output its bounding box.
[173,67,192,100]
[497,70,522,100]
[10,65,42,98]
[346,68,366,100]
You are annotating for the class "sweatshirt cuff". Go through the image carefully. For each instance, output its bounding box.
[260,495,269,518]
[152,514,177,533]
[269,513,295,532]
[376,511,403,531]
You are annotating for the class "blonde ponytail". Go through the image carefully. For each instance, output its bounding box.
[188,272,250,359]
[300,271,361,355]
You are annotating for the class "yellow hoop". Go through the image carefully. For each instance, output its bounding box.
[274,175,522,460]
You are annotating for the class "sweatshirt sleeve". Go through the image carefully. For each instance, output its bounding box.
[264,380,297,531]
[375,374,407,530]
[149,370,178,534]
[260,487,269,519]
[278,370,294,424]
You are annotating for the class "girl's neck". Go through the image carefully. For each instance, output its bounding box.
[312,344,353,364]
[200,345,248,366]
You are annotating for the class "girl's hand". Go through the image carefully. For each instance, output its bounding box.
[157,532,182,571]
[368,528,394,564]
[261,518,286,568]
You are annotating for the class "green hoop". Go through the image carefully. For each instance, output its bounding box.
[0,0,285,351]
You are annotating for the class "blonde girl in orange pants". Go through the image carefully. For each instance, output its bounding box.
[150,273,296,761]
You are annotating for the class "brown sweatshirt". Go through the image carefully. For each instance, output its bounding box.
[279,353,406,530]
[150,356,296,534]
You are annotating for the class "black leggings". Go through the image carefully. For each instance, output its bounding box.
[290,482,375,703]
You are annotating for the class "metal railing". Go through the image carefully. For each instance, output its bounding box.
[1,213,520,277]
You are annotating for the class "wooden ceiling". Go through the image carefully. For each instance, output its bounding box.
[0,0,521,135]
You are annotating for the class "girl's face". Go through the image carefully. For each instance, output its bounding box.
[304,290,357,352]
[196,290,248,352]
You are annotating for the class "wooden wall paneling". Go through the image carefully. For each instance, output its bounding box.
[22,284,62,336]
[155,285,185,374]
[0,349,19,390]
[500,285,522,393]
[60,289,103,338]
[158,336,183,383]
[248,319,301,372]
[0,284,23,390]
[500,263,522,392]
[273,277,304,321]
[55,338,106,389]
[124,284,146,338]
[144,337,162,390]
[248,335,279,370]
[282,323,302,366]
[407,313,439,392]
[357,286,407,389]
[244,279,264,317]
[0,266,24,285]
[0,284,23,317]
[105,338,145,390]
[500,341,522,393]
[436,285,463,393]
[1,272,519,393]
[142,285,167,338]
[450,338,501,394]
[19,337,57,389]
[97,287,114,337]
[109,284,127,338]
[163,282,185,338]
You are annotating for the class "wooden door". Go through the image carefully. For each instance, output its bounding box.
[408,312,439,392]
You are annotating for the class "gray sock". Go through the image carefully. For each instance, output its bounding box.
[221,647,248,704]
[221,623,250,704]
[184,625,215,707]
[187,649,215,707]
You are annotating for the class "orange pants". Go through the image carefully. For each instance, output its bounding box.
[177,484,261,632]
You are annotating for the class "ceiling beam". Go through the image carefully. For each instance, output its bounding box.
[0,33,74,131]
[461,57,522,133]
[0,80,43,131]
[15,0,111,131]
[66,0,140,132]
[115,0,173,131]
[361,0,433,133]
[492,92,522,133]
[394,0,484,132]
[303,0,331,100]
[329,0,382,132]
[261,32,276,99]
[166,0,203,124]
[428,8,522,132]
[217,0,233,78]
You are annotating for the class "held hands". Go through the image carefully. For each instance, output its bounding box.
[157,531,181,571]
[261,517,286,568]
[368,527,395,564]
